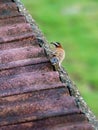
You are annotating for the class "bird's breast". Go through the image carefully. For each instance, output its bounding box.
[54,48,65,62]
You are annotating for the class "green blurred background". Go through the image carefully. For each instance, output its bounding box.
[21,0,98,117]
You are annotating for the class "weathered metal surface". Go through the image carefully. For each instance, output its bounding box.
[0,32,35,44]
[0,0,12,3]
[0,62,53,77]
[0,57,49,71]
[0,16,26,27]
[0,0,94,130]
[0,23,32,37]
[0,37,38,50]
[0,114,93,130]
[0,23,33,43]
[0,46,45,64]
[0,2,20,19]
[0,71,69,97]
[0,88,75,126]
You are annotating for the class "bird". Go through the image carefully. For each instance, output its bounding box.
[51,42,65,67]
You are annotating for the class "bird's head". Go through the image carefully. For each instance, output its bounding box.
[51,42,62,48]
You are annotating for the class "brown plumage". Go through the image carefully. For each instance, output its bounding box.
[51,42,65,66]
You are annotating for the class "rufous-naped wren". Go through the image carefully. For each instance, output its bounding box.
[51,42,65,66]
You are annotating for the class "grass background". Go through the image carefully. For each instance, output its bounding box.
[21,0,98,117]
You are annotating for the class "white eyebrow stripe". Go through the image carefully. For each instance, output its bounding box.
[54,42,59,46]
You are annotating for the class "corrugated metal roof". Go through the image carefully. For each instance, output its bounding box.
[0,0,94,130]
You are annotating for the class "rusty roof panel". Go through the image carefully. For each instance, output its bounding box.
[0,23,32,42]
[0,46,45,64]
[0,3,18,11]
[0,114,93,130]
[0,71,69,97]
[0,32,35,44]
[0,2,20,19]
[0,16,26,27]
[0,62,53,77]
[0,0,12,3]
[0,57,49,71]
[0,89,78,126]
[0,31,34,44]
[59,124,94,130]
[0,37,37,50]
